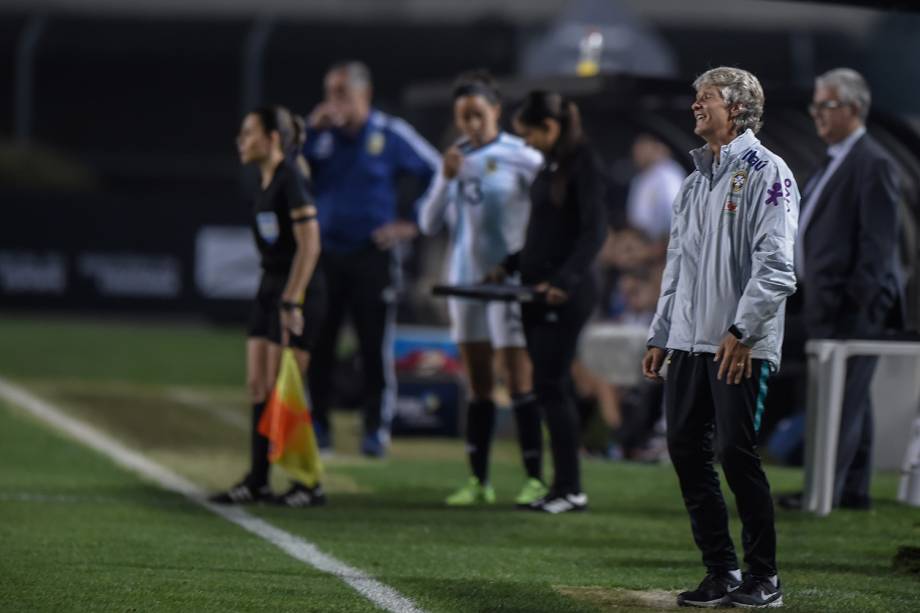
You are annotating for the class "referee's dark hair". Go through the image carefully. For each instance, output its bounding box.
[514,91,585,205]
[251,105,310,178]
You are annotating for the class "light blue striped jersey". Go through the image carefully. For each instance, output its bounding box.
[418,132,542,284]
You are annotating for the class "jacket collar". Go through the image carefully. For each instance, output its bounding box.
[690,129,759,180]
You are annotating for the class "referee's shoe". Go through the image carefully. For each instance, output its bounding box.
[676,572,741,607]
[208,479,272,505]
[271,483,327,508]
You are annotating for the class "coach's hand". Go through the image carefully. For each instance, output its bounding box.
[535,282,568,305]
[442,146,464,179]
[372,220,418,250]
[483,265,507,284]
[715,333,752,385]
[642,347,666,382]
[308,102,342,130]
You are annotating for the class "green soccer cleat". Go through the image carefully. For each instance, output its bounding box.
[514,478,549,507]
[445,477,496,506]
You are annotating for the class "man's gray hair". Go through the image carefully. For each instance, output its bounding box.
[815,67,871,121]
[693,67,765,135]
[328,60,372,91]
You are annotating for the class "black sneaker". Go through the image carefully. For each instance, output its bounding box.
[528,491,588,514]
[729,574,783,608]
[677,572,742,608]
[271,483,327,508]
[208,480,272,505]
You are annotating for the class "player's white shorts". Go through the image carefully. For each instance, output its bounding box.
[448,297,526,348]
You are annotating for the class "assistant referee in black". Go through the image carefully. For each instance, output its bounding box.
[210,105,327,508]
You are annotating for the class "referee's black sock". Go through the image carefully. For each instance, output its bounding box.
[466,399,496,484]
[513,392,543,481]
[248,401,269,487]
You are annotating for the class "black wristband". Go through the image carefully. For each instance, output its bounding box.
[728,325,743,340]
[280,300,302,311]
[291,214,317,225]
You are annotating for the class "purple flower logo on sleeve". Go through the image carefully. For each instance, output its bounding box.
[765,182,783,206]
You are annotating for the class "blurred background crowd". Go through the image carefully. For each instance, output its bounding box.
[2,0,919,465]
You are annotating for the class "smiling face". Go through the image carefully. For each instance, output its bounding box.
[691,85,736,142]
[454,95,500,147]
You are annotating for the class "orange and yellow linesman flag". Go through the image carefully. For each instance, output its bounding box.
[257,349,323,486]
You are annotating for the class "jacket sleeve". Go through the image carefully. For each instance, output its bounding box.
[732,165,799,345]
[302,127,321,163]
[550,154,608,292]
[416,170,452,236]
[845,153,900,308]
[646,190,683,349]
[390,118,441,216]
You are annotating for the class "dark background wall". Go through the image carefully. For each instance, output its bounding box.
[1,6,918,321]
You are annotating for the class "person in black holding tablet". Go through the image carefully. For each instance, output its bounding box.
[493,91,607,513]
[210,105,327,508]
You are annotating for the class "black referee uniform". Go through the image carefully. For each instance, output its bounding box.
[508,141,607,501]
[246,159,326,487]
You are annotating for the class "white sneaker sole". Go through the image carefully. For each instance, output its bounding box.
[677,596,730,608]
[733,595,783,608]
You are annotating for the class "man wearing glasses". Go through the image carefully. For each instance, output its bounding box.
[778,68,904,511]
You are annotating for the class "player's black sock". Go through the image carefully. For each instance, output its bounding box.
[466,399,496,484]
[513,392,543,481]
[248,401,269,487]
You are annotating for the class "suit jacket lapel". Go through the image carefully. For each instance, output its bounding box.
[803,134,868,241]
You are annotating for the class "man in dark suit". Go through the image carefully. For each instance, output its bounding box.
[780,68,903,510]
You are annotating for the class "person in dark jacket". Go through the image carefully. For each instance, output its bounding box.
[493,91,607,514]
[778,68,904,511]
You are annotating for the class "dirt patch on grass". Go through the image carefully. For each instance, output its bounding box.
[556,586,680,610]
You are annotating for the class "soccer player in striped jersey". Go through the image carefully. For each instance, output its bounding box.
[418,70,547,507]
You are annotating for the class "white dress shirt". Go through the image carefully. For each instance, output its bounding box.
[794,126,866,278]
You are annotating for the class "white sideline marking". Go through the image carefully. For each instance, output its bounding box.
[165,387,249,430]
[0,378,426,613]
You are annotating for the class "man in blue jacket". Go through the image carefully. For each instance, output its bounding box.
[304,61,440,457]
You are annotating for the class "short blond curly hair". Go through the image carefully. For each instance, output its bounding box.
[693,67,765,134]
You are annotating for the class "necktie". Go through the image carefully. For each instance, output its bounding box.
[795,154,833,279]
[801,154,833,204]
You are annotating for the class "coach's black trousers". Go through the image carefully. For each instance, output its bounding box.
[665,350,777,577]
[308,244,396,436]
[522,280,595,495]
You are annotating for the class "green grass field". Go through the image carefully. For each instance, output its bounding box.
[1,316,918,612]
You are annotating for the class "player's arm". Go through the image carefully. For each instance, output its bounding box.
[417,146,462,236]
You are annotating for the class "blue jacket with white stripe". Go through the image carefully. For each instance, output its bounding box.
[304,109,441,253]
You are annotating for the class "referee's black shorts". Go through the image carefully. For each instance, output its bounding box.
[247,270,326,352]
